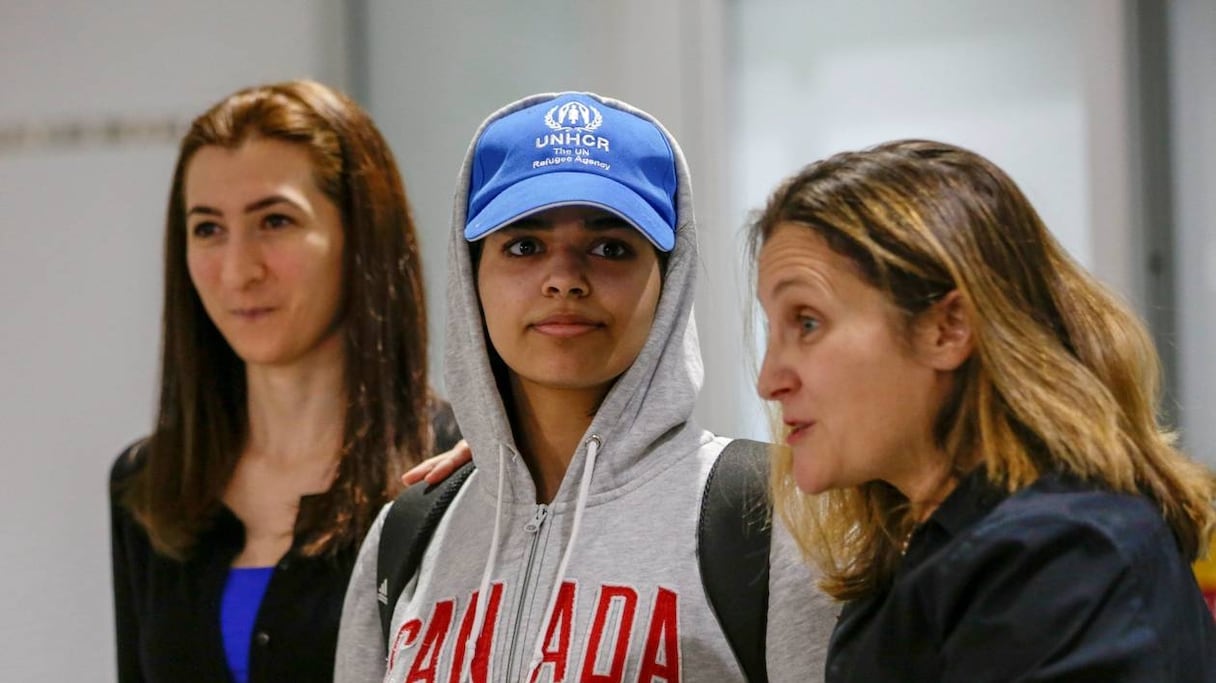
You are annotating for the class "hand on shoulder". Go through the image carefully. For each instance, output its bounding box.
[400,439,472,487]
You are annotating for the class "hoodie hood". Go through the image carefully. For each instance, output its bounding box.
[444,91,704,507]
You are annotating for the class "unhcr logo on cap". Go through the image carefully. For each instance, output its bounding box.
[544,101,603,132]
[536,100,610,151]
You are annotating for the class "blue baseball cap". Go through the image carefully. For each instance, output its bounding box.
[465,93,678,252]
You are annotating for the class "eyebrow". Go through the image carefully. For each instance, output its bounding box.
[186,194,305,218]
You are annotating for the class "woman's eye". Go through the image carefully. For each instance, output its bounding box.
[505,238,542,256]
[797,315,820,337]
[191,222,221,239]
[263,213,294,229]
[590,240,632,259]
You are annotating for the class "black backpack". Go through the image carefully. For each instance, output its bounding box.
[376,438,772,682]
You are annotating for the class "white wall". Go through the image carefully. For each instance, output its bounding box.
[0,1,347,678]
[1170,0,1216,466]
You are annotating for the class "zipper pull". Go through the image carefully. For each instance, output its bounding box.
[524,504,549,534]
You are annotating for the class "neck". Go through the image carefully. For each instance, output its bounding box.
[243,333,347,465]
[895,445,959,523]
[508,375,608,503]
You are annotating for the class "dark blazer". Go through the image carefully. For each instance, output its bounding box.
[110,400,461,683]
[826,470,1216,682]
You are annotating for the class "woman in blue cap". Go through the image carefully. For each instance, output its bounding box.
[335,92,834,682]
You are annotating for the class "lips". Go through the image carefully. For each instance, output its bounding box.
[784,419,815,445]
[230,306,277,321]
[530,313,604,338]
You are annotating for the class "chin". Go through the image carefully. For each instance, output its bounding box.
[526,364,620,389]
[791,459,835,495]
[227,341,291,366]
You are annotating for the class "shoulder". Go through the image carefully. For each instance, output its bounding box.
[110,438,149,492]
[917,475,1215,678]
[973,474,1170,559]
[935,473,1186,605]
[110,439,152,548]
[428,397,461,454]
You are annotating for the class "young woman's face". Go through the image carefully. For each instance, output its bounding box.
[184,139,345,368]
[476,205,662,400]
[756,223,955,497]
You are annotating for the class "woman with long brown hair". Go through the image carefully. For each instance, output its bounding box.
[109,80,458,683]
[753,139,1216,680]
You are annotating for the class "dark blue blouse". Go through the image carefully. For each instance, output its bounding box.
[221,567,275,683]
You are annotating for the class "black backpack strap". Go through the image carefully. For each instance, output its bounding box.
[376,462,476,644]
[698,438,772,683]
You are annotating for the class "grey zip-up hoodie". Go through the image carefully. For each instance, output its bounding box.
[335,92,834,683]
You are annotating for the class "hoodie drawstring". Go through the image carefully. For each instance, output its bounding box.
[525,434,601,678]
[461,442,509,683]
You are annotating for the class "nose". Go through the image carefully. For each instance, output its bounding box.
[219,234,266,291]
[756,338,798,402]
[542,247,589,298]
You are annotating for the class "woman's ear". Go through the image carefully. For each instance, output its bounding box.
[915,290,974,371]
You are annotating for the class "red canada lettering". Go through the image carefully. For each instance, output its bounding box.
[388,619,423,673]
[447,583,505,683]
[580,585,638,683]
[636,588,680,682]
[405,600,455,683]
[529,581,578,683]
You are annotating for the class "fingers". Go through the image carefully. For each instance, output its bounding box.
[400,459,437,487]
[401,439,473,487]
[423,440,473,484]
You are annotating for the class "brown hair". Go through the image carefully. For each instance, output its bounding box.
[749,139,1216,600]
[124,80,431,559]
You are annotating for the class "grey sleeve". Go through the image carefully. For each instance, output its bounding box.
[765,514,837,682]
[334,504,391,683]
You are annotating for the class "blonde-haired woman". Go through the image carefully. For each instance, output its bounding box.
[753,139,1216,681]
